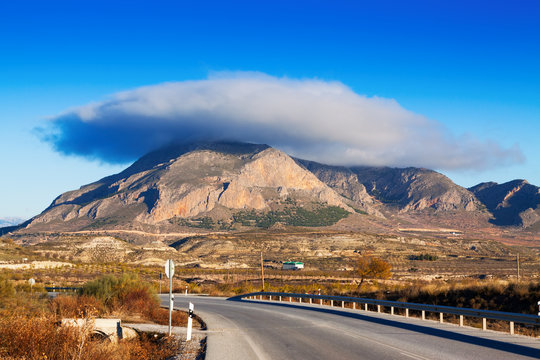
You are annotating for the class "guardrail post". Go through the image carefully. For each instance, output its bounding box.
[377,305,381,313]
[440,313,444,323]
[341,301,345,309]
[279,296,282,301]
[459,315,463,327]
[289,296,292,302]
[391,306,394,315]
[422,310,425,320]
[482,318,487,331]
[405,308,409,318]
[269,296,272,301]
[353,303,356,310]
[260,295,262,300]
[364,303,368,311]
[309,298,312,304]
[331,300,334,307]
[510,321,514,335]
[320,298,322,305]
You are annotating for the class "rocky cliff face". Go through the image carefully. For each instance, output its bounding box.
[350,166,481,212]
[470,180,540,228]
[295,159,380,216]
[26,142,353,230]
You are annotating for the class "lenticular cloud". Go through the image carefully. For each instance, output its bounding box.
[39,72,523,170]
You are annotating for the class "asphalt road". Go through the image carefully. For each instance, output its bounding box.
[161,295,540,360]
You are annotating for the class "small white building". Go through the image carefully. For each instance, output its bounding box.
[282,261,304,270]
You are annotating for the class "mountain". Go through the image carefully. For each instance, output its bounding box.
[24,141,355,231]
[350,166,481,212]
[0,217,25,227]
[14,141,538,235]
[295,159,380,216]
[469,180,540,229]
[297,160,481,213]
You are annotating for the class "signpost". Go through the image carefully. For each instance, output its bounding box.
[165,259,175,336]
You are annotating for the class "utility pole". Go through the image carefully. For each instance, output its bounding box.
[517,253,520,282]
[261,251,265,292]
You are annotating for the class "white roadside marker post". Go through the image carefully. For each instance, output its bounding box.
[165,259,175,336]
[187,302,194,341]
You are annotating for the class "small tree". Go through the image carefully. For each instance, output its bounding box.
[355,255,392,290]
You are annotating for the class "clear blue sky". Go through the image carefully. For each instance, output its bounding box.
[1,0,539,219]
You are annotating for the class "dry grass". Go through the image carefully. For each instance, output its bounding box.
[0,313,181,360]
[0,275,186,359]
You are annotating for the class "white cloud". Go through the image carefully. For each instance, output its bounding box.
[41,72,524,170]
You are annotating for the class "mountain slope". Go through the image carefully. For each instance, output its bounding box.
[295,159,380,216]
[349,166,481,212]
[25,142,353,231]
[469,180,540,228]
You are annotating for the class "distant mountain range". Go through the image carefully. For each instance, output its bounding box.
[0,217,25,227]
[10,141,540,234]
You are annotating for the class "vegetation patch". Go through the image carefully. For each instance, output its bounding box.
[0,274,194,360]
[233,205,350,228]
[409,253,439,261]
[170,216,215,229]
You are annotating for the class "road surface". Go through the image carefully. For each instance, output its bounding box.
[161,295,540,360]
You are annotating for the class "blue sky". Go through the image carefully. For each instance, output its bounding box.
[1,0,539,219]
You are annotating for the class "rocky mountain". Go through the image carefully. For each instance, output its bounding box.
[295,159,380,216]
[298,161,481,213]
[24,142,354,231]
[469,180,540,229]
[349,166,481,212]
[13,141,539,234]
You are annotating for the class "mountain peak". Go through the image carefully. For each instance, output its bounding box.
[26,141,353,231]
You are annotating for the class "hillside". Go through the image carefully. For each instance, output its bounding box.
[22,142,354,232]
[7,141,538,240]
[469,180,540,229]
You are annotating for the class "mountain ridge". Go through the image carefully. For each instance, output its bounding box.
[10,141,539,234]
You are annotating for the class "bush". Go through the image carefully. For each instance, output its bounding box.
[0,276,15,298]
[50,295,106,318]
[409,253,438,261]
[79,274,158,315]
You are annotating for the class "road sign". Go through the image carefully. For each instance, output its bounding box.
[165,260,175,279]
[537,300,539,316]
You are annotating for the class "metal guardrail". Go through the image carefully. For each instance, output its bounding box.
[239,291,540,335]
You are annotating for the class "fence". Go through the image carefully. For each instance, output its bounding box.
[239,291,540,335]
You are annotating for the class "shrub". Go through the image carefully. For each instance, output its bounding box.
[79,274,159,315]
[409,253,438,261]
[50,295,106,318]
[0,276,15,298]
